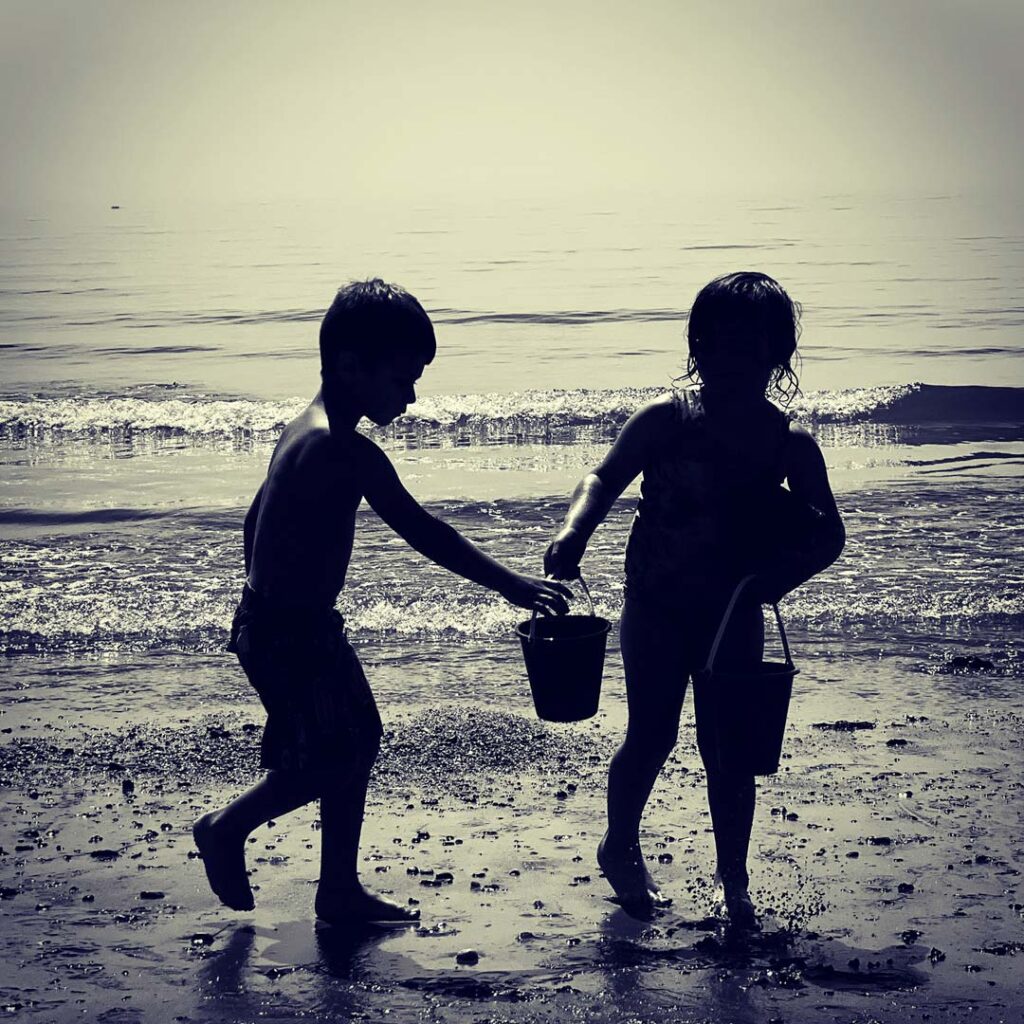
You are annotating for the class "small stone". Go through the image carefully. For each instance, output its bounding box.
[455,949,480,966]
[139,891,164,900]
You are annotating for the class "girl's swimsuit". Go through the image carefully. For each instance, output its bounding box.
[624,389,791,609]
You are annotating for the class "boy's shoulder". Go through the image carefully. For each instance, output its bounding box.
[283,412,396,483]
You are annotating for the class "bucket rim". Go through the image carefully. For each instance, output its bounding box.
[516,616,611,641]
[697,663,799,683]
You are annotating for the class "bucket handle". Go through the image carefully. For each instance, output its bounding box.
[703,575,793,674]
[527,573,597,644]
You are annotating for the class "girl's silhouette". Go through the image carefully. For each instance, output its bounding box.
[545,272,845,927]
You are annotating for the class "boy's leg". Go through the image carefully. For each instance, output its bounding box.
[602,597,688,911]
[194,770,319,911]
[313,746,419,926]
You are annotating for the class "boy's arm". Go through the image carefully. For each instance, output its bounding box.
[355,437,570,613]
[544,398,666,578]
[242,481,266,576]
[754,425,845,603]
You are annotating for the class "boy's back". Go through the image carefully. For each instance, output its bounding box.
[246,404,362,610]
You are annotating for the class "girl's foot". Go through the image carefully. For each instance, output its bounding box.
[315,885,421,928]
[192,813,255,912]
[713,872,759,931]
[597,834,671,920]
[724,888,758,931]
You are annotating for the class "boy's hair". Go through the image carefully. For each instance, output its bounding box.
[319,279,436,375]
[684,271,801,403]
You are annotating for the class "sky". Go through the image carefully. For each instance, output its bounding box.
[2,0,1022,206]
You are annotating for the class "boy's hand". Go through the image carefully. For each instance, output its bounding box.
[502,574,572,616]
[543,529,586,580]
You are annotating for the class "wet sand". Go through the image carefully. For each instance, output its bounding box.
[1,653,1022,1024]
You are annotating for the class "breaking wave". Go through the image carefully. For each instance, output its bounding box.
[2,384,1021,444]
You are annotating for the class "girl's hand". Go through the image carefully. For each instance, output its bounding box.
[543,529,586,580]
[502,574,572,615]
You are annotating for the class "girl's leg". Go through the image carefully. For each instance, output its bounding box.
[694,597,764,924]
[601,596,688,908]
[193,770,320,910]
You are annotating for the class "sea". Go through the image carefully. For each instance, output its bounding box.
[1,191,1022,738]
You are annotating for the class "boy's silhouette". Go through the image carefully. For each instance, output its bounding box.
[193,279,570,926]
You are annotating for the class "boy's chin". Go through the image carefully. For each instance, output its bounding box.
[367,408,406,427]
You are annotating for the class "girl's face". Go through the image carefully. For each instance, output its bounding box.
[693,330,773,399]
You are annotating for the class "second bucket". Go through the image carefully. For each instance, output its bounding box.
[516,575,610,723]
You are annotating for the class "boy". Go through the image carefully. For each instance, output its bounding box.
[193,279,570,926]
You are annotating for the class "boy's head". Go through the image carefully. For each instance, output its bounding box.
[685,271,801,402]
[319,279,436,425]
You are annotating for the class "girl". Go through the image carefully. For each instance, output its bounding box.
[544,272,845,928]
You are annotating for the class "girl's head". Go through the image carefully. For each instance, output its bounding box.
[684,271,801,403]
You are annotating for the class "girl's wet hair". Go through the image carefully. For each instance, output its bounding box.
[683,271,801,403]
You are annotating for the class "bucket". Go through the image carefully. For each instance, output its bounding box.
[516,575,611,722]
[693,576,798,776]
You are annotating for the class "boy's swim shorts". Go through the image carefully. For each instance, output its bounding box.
[228,585,383,773]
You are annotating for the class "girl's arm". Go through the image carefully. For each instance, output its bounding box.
[544,397,669,578]
[755,424,845,602]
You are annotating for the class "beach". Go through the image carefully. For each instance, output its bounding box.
[1,659,1022,1024]
[2,194,1023,1023]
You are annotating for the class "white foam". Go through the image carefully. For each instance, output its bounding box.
[0,385,923,440]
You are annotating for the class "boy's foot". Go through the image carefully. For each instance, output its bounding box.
[192,813,255,912]
[315,886,421,929]
[597,834,671,920]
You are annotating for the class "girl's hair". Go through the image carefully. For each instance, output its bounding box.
[682,271,801,404]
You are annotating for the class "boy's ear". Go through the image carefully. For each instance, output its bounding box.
[325,350,361,380]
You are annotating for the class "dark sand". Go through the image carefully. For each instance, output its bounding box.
[2,657,1023,1024]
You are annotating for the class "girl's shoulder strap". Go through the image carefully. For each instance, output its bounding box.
[670,387,705,427]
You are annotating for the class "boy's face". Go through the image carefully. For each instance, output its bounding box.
[354,351,426,426]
